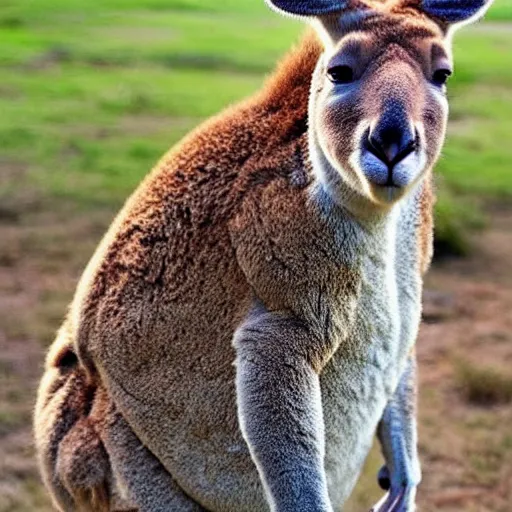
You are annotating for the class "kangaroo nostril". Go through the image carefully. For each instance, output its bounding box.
[366,125,417,167]
[367,133,387,162]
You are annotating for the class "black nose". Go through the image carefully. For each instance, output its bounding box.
[367,124,417,167]
[366,101,417,167]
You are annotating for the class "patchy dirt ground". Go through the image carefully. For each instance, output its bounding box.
[416,210,512,512]
[0,200,510,511]
[347,209,512,512]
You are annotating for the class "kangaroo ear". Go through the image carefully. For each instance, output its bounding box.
[419,0,494,27]
[265,0,355,17]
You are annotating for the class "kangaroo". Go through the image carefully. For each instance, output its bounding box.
[34,0,493,510]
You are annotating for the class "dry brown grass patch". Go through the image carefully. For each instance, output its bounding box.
[454,359,512,406]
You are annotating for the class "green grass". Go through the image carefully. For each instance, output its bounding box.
[1,0,511,214]
[485,0,512,20]
[0,1,509,205]
[0,0,299,207]
[441,25,512,198]
[434,189,486,256]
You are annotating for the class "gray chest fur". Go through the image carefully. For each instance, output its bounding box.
[315,190,423,507]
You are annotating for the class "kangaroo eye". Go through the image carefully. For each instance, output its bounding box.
[432,68,452,86]
[327,65,355,84]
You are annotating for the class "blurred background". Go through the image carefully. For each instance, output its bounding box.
[0,0,510,510]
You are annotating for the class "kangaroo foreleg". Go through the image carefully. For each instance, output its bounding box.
[371,353,421,512]
[234,303,334,512]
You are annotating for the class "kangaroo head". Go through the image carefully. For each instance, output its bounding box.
[267,0,493,208]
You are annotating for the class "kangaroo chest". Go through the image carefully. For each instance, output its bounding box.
[318,201,423,508]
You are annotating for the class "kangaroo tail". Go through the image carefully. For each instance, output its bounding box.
[34,322,112,511]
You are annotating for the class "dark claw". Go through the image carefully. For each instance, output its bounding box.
[378,465,391,491]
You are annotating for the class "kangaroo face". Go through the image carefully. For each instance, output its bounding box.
[267,0,493,207]
[311,12,450,205]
